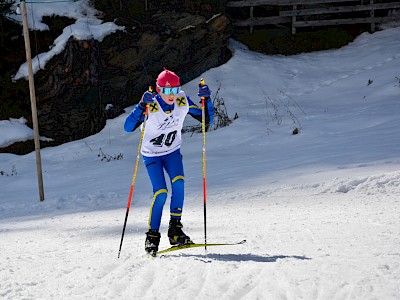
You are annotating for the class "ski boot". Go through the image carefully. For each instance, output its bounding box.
[145,229,160,257]
[168,219,193,246]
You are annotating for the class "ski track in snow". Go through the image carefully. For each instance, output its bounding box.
[1,171,399,299]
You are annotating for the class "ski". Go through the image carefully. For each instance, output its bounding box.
[155,239,246,255]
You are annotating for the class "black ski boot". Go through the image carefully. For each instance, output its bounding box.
[145,230,160,256]
[168,219,193,246]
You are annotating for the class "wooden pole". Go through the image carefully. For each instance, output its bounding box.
[249,6,254,34]
[370,0,375,32]
[292,5,297,35]
[20,0,45,201]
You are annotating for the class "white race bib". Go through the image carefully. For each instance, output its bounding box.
[141,91,189,157]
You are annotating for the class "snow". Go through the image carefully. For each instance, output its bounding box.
[0,118,34,148]
[1,3,400,299]
[9,0,124,80]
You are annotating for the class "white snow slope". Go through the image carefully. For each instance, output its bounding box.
[1,26,400,299]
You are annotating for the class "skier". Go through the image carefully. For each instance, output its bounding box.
[124,68,214,255]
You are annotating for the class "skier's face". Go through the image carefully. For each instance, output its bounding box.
[159,91,177,105]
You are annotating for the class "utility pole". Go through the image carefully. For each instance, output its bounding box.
[20,0,45,201]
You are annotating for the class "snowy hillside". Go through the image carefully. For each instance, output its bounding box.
[1,21,400,300]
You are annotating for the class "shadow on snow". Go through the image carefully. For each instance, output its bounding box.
[164,253,312,263]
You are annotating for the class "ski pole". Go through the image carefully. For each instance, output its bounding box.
[118,87,151,259]
[199,78,207,249]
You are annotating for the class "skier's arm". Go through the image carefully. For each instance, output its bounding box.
[187,96,214,125]
[124,91,154,132]
[124,102,146,132]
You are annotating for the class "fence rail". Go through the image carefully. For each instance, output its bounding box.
[226,0,400,34]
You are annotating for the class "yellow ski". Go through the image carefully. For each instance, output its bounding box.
[156,239,246,255]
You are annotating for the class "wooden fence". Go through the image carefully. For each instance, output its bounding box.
[226,0,400,34]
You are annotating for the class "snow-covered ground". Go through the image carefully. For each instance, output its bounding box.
[1,2,400,299]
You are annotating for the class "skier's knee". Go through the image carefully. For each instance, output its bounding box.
[153,188,168,203]
[171,176,184,192]
[172,175,184,184]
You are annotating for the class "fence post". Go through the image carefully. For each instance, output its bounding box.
[370,0,375,32]
[292,5,297,35]
[250,6,254,34]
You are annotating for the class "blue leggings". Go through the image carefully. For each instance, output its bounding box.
[143,149,184,230]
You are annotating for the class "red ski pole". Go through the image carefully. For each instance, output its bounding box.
[118,87,151,258]
[199,78,208,249]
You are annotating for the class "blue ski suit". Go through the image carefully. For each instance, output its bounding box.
[124,93,213,230]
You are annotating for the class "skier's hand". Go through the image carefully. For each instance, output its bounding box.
[198,85,211,98]
[140,91,154,104]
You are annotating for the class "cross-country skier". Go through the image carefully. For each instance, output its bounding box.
[124,68,214,255]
